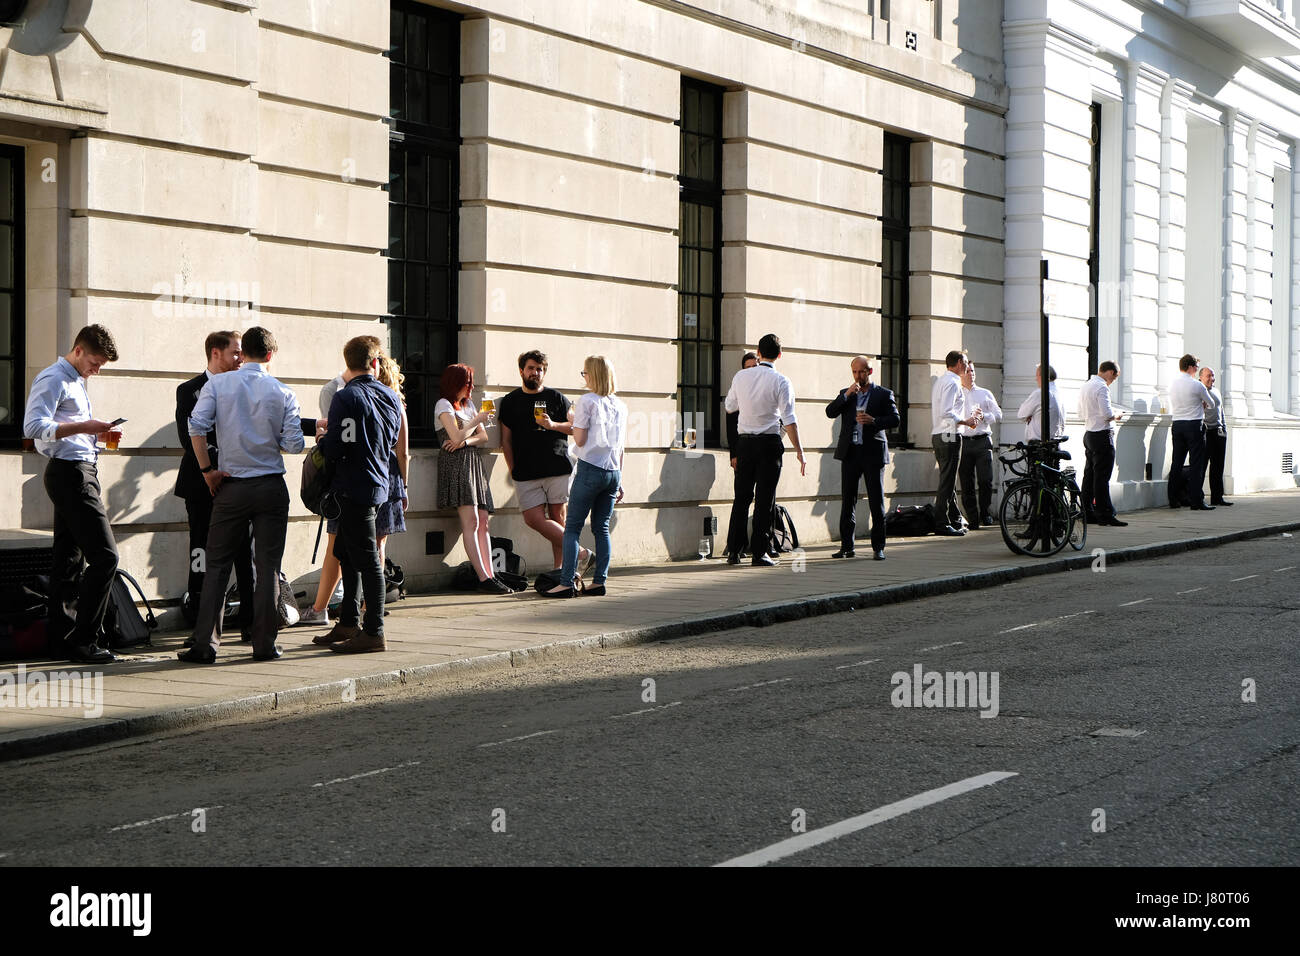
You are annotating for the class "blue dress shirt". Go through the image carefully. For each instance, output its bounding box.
[23,357,99,462]
[188,362,304,477]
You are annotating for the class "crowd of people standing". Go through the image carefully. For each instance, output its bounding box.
[21,324,1234,666]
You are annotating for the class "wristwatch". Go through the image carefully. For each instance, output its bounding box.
[201,465,215,474]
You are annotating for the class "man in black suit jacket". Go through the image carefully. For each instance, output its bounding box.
[825,356,900,560]
[176,331,254,632]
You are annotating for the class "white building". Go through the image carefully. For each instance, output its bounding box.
[1005,0,1300,504]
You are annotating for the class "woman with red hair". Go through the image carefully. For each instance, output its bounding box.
[436,364,514,594]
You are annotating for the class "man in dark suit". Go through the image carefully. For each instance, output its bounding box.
[826,356,900,561]
[175,331,254,635]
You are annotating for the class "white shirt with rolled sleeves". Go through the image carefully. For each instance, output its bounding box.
[959,385,1001,438]
[573,393,628,471]
[1169,373,1212,422]
[23,357,99,462]
[931,370,965,437]
[724,362,797,436]
[1079,375,1116,432]
[1017,383,1066,440]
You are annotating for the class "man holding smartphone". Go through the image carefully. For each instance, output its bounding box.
[22,325,124,664]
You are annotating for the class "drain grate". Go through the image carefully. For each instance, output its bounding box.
[1285,452,1294,475]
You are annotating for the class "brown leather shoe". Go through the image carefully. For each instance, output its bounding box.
[329,631,386,654]
[314,623,359,646]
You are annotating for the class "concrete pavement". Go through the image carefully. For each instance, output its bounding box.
[2,489,1297,760]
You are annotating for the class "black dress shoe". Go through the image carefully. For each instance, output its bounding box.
[752,554,779,567]
[252,645,283,661]
[934,525,966,537]
[831,549,856,559]
[1102,517,1128,526]
[68,643,116,664]
[873,550,886,561]
[177,647,216,664]
[980,515,995,527]
[1189,503,1215,511]
[1211,499,1233,506]
[581,585,607,597]
[726,553,741,566]
[540,587,576,598]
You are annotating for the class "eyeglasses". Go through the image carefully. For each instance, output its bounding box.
[580,369,587,378]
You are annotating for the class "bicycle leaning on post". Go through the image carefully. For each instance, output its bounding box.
[996,437,1087,556]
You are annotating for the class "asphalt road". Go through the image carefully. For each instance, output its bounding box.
[1,533,1296,867]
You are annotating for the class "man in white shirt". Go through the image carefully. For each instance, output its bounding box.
[1078,360,1127,527]
[723,333,807,567]
[1017,365,1066,441]
[957,361,1002,529]
[931,350,980,536]
[1167,353,1214,510]
[1199,366,1231,507]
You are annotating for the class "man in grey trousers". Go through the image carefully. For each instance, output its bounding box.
[177,327,307,663]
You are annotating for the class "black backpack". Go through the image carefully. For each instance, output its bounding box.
[101,570,158,649]
[885,504,937,538]
[385,558,407,602]
[771,505,800,553]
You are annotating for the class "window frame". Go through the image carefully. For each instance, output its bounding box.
[880,133,910,447]
[0,142,25,448]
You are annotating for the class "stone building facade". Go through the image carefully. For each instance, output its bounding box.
[3,0,1007,605]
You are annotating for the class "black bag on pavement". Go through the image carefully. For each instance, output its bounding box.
[385,557,407,602]
[498,570,528,592]
[102,570,158,649]
[489,536,526,576]
[452,562,480,591]
[771,505,800,553]
[885,504,937,538]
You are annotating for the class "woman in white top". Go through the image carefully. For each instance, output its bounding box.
[543,355,627,598]
[436,363,514,595]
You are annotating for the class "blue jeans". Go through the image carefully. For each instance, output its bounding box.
[561,459,620,586]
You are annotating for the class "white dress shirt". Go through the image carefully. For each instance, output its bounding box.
[959,385,1002,438]
[1017,383,1066,440]
[1169,373,1211,422]
[1079,375,1116,432]
[931,370,965,437]
[724,362,797,436]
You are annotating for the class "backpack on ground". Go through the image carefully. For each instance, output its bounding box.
[771,505,800,553]
[489,536,526,577]
[385,558,407,602]
[884,503,937,538]
[0,582,50,661]
[101,570,158,649]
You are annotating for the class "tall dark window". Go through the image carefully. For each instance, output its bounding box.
[677,79,723,447]
[389,1,458,443]
[880,134,910,444]
[0,144,24,446]
[1087,102,1102,377]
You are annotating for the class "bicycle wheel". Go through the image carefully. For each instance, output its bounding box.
[1062,478,1087,551]
[1000,480,1070,557]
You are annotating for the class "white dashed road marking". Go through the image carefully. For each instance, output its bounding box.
[1176,587,1204,595]
[313,761,421,785]
[835,659,880,670]
[609,701,682,719]
[916,641,964,652]
[110,806,225,832]
[998,611,1095,634]
[1230,575,1258,583]
[476,731,557,750]
[726,678,793,693]
[1119,598,1152,607]
[1274,566,1296,572]
[715,772,1019,867]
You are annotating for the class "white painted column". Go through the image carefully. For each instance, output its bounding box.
[1157,78,1194,403]
[1223,112,1249,413]
[1120,64,1165,408]
[1292,146,1300,415]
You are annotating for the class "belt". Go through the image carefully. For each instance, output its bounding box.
[738,432,781,438]
[223,473,283,482]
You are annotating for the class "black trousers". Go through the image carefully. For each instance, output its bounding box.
[839,445,886,553]
[189,474,289,656]
[727,434,784,558]
[184,492,254,634]
[931,434,962,528]
[1205,428,1227,502]
[1082,429,1117,519]
[1168,420,1207,507]
[957,435,994,524]
[333,497,385,637]
[43,459,119,649]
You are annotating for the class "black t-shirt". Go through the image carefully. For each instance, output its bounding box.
[498,387,573,480]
